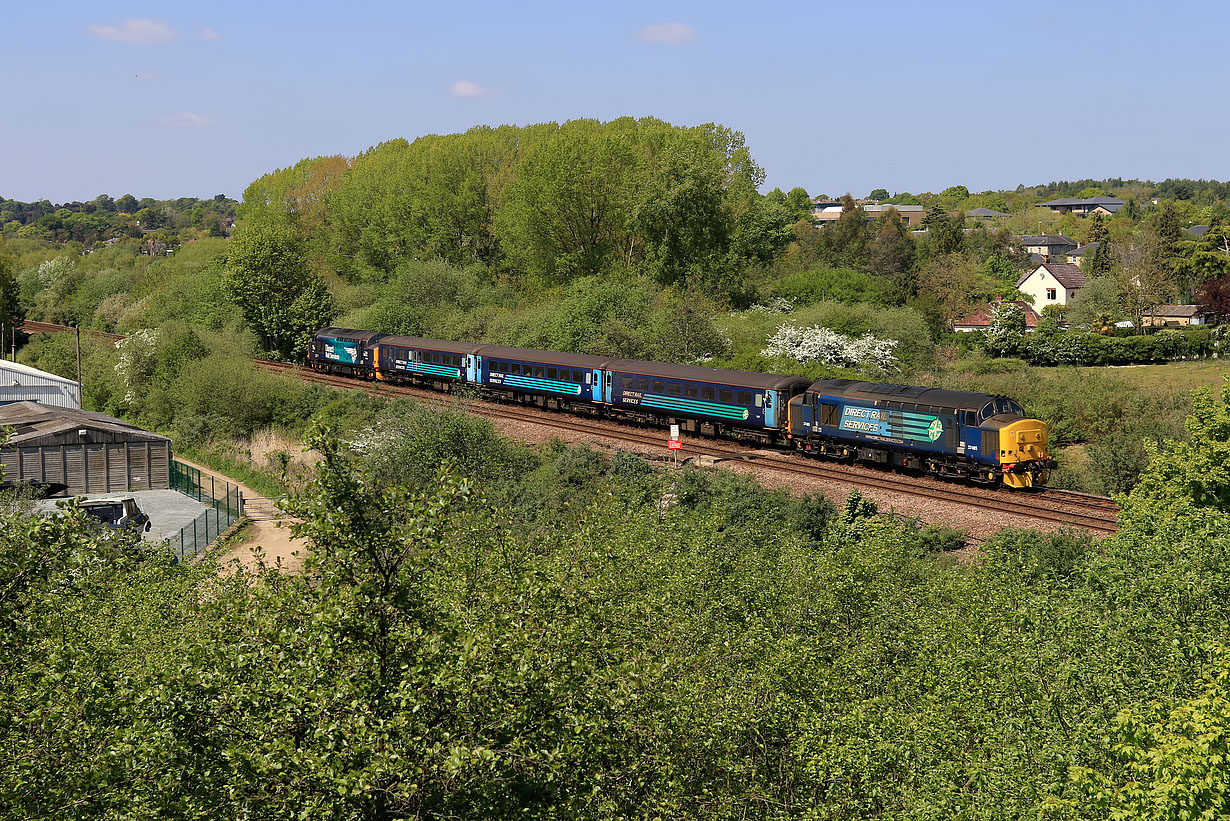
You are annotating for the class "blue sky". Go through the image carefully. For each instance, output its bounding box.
[3,1,1227,203]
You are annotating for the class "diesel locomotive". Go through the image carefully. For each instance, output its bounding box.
[309,327,1055,488]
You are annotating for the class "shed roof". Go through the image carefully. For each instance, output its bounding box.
[0,401,168,446]
[1017,262,1087,290]
[1150,304,1209,318]
[0,359,77,388]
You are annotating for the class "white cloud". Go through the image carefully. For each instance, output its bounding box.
[159,112,216,128]
[449,80,491,98]
[197,27,220,40]
[88,19,177,44]
[635,22,697,45]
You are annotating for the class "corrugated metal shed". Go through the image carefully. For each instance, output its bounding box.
[0,401,171,494]
[0,360,81,409]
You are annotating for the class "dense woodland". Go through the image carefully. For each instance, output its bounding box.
[3,118,1230,817]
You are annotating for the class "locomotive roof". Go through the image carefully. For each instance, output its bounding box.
[806,378,1006,410]
[317,327,385,343]
[478,345,613,369]
[376,334,484,354]
[608,358,810,391]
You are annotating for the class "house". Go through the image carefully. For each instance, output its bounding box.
[965,207,1008,220]
[1016,234,1078,261]
[863,204,926,226]
[1016,262,1087,312]
[1038,196,1125,216]
[952,299,1041,333]
[1064,241,1100,267]
[1141,304,1214,328]
[813,203,925,227]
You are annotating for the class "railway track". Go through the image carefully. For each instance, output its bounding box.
[13,321,1119,535]
[256,361,1120,535]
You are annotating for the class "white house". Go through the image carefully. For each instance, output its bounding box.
[1016,262,1087,313]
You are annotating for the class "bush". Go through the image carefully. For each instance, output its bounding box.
[770,265,894,307]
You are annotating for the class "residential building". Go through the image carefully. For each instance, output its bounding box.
[1016,262,1087,312]
[1064,241,1100,268]
[1037,196,1125,216]
[952,299,1041,333]
[1141,304,1214,328]
[1016,234,1078,261]
[813,203,925,227]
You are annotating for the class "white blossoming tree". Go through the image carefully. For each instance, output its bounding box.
[762,324,898,373]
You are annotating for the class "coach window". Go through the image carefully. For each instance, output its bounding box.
[534,366,545,378]
[637,378,649,391]
[684,385,698,399]
[667,382,682,397]
[622,376,634,390]
[652,380,664,393]
[499,362,509,373]
[737,391,752,406]
[719,388,733,403]
[547,367,557,380]
[701,387,714,401]
[511,363,521,375]
[574,370,586,384]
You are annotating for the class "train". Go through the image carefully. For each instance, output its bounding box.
[309,327,1056,488]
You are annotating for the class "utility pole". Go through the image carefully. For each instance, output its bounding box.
[75,324,83,409]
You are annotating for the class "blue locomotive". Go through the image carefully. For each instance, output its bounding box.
[307,329,1054,488]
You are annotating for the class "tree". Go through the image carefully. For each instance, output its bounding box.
[1119,238,1178,333]
[0,243,21,337]
[223,223,336,359]
[982,300,1026,357]
[115,193,138,213]
[922,206,965,255]
[867,188,890,201]
[868,210,916,300]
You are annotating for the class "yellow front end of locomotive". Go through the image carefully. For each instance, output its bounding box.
[998,418,1051,488]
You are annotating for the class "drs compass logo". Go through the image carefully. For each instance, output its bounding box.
[927,418,943,441]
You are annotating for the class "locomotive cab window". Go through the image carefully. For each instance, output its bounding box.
[701,387,714,401]
[962,410,976,426]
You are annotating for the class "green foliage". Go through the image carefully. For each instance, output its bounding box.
[224,222,336,359]
[770,264,895,306]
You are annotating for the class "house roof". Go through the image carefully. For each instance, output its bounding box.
[864,204,925,213]
[1066,241,1100,256]
[1039,196,1125,207]
[966,207,1008,218]
[1150,304,1208,318]
[1018,234,1077,246]
[1186,224,1210,237]
[953,300,1041,329]
[0,401,169,446]
[1017,262,1088,290]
